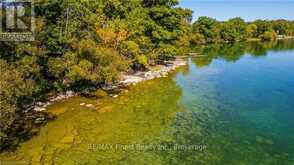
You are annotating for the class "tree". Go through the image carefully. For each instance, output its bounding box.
[260,31,277,41]
[253,20,273,37]
[219,17,246,42]
[192,16,219,43]
[190,33,206,45]
[246,24,258,38]
[272,20,290,35]
[191,18,293,45]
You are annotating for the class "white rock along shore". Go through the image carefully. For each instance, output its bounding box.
[32,58,187,112]
[119,58,187,86]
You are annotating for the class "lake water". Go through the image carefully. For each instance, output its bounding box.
[1,40,294,164]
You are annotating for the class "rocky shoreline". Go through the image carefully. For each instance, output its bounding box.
[1,58,187,152]
[277,35,294,40]
[119,58,187,86]
[32,58,187,112]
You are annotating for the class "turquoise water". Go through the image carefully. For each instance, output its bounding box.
[174,40,294,164]
[1,40,294,164]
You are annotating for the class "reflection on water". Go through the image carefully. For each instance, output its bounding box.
[191,39,294,67]
[1,40,294,164]
[178,39,294,164]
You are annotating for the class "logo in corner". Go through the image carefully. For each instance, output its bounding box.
[0,0,35,41]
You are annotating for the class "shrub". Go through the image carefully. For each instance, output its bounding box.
[260,31,277,41]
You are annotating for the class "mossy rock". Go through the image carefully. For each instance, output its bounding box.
[60,135,75,144]
[91,90,108,98]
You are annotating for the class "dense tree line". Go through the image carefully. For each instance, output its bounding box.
[190,17,294,44]
[0,0,192,151]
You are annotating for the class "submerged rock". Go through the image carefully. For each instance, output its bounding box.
[85,104,93,108]
[256,136,274,145]
[83,89,109,99]
[102,84,119,91]
[60,135,75,144]
[34,107,46,112]
[92,89,108,98]
[34,117,46,124]
[0,111,56,152]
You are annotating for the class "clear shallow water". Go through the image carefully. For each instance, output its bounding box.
[1,40,294,164]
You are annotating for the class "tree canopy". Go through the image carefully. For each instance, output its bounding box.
[191,17,294,44]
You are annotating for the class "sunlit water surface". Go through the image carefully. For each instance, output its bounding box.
[1,40,294,165]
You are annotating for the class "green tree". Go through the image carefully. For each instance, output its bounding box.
[192,16,219,43]
[219,17,246,42]
[246,24,258,38]
[260,31,278,41]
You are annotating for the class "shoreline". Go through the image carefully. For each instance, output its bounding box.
[31,58,187,112]
[20,37,294,113]
[0,58,187,152]
[31,37,294,112]
[277,36,294,40]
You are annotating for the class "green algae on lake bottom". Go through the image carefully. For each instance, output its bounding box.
[0,77,188,164]
[1,40,294,165]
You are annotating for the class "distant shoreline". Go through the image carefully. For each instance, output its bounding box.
[246,36,294,41]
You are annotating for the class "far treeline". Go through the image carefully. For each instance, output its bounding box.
[0,0,293,151]
[191,16,294,44]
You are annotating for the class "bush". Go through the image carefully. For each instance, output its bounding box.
[190,33,206,44]
[260,31,277,41]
